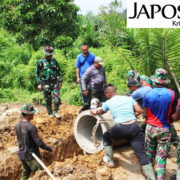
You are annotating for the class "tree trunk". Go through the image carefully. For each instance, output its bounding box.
[167,62,180,94]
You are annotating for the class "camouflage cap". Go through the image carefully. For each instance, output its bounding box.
[151,68,170,85]
[43,46,54,56]
[20,104,36,114]
[140,75,149,81]
[126,70,139,80]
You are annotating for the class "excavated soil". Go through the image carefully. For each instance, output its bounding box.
[0,103,179,180]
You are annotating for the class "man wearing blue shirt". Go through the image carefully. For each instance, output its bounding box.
[144,69,177,180]
[127,79,152,135]
[91,84,156,180]
[128,79,152,108]
[75,44,95,103]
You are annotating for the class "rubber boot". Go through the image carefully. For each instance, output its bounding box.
[54,104,60,118]
[47,106,53,118]
[142,163,156,180]
[103,146,114,167]
[177,169,180,180]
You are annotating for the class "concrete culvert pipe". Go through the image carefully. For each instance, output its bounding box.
[74,110,114,154]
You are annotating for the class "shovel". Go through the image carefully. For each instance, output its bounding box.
[32,153,56,180]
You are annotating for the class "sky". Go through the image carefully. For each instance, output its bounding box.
[74,0,125,15]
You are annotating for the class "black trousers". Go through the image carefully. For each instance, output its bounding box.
[103,122,149,166]
[88,89,106,104]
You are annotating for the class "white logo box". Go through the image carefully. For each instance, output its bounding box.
[127,0,180,28]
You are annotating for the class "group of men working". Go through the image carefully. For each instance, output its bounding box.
[15,44,107,180]
[91,69,180,180]
[75,44,180,179]
[15,44,180,180]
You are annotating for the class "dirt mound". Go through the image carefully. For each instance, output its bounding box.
[0,104,82,180]
[0,103,179,180]
[0,151,21,180]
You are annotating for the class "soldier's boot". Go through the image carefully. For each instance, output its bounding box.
[103,146,114,167]
[47,106,54,118]
[54,104,60,118]
[142,163,156,180]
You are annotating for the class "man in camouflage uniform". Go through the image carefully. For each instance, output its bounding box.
[126,70,180,149]
[126,70,155,88]
[144,69,177,180]
[35,46,62,118]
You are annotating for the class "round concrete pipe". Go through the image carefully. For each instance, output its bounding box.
[74,110,114,154]
[74,110,145,154]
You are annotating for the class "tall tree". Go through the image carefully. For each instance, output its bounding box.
[0,0,80,49]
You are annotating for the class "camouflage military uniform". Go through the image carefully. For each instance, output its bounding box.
[140,75,155,88]
[145,124,171,180]
[35,57,62,114]
[126,70,155,88]
[125,70,155,96]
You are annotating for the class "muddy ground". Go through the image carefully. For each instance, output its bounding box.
[0,103,179,180]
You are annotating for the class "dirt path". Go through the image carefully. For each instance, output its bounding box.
[0,103,179,180]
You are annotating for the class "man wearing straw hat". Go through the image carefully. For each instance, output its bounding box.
[15,104,54,180]
[144,68,178,180]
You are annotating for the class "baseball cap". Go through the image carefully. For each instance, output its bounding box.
[94,57,104,65]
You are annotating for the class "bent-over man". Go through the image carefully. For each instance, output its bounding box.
[91,84,156,180]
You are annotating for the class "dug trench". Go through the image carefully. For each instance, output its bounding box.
[0,103,179,180]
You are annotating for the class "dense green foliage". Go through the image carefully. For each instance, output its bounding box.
[0,28,134,105]
[0,0,179,105]
[0,0,80,50]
